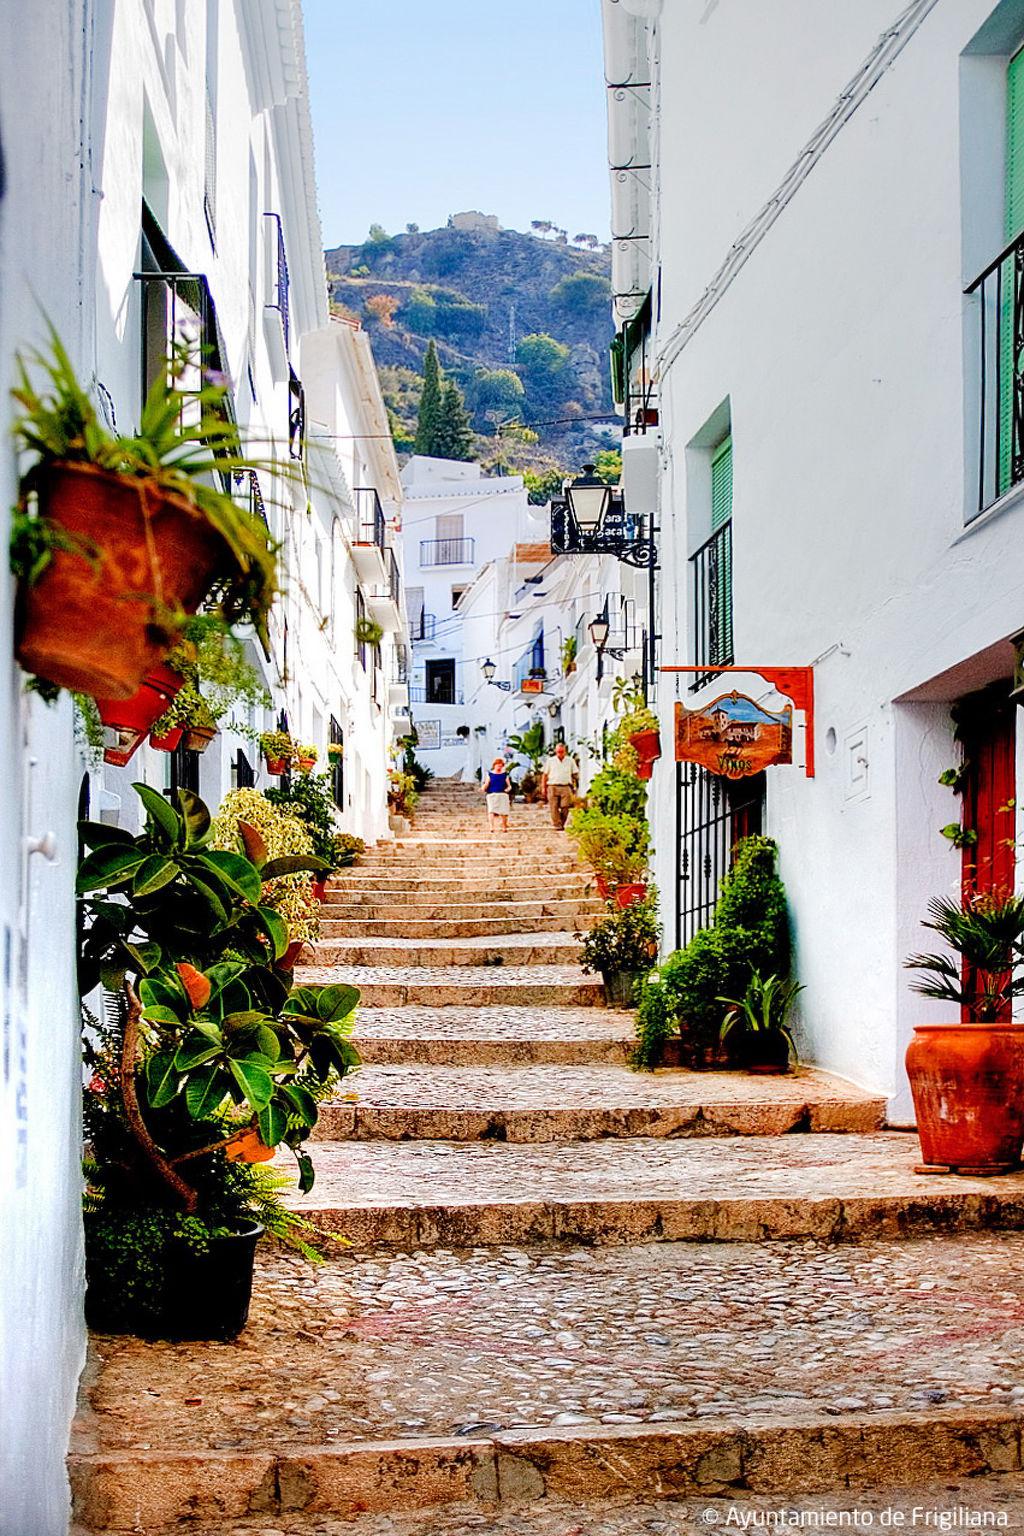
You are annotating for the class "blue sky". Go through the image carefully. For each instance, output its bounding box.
[302,0,610,248]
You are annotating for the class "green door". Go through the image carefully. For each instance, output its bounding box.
[710,435,733,664]
[999,49,1024,489]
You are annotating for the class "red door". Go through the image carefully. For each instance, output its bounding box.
[957,686,1016,1018]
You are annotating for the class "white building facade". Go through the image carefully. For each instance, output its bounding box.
[0,3,404,1528]
[604,0,1024,1118]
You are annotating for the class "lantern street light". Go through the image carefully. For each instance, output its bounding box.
[588,615,610,652]
[480,658,510,692]
[564,465,611,535]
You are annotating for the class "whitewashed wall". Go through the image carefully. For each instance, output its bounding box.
[633,0,1024,1114]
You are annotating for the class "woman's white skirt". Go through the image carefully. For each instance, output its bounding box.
[486,792,511,815]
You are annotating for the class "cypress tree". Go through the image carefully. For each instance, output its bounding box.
[434,379,476,462]
[414,340,443,455]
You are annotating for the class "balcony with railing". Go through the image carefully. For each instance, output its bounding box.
[419,537,475,567]
[367,545,402,633]
[351,487,387,584]
[690,521,733,690]
[410,684,464,705]
[409,610,437,643]
[966,229,1024,514]
[263,212,290,378]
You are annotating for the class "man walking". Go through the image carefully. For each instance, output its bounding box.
[542,741,578,830]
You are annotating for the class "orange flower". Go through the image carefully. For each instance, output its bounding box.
[176,962,211,1010]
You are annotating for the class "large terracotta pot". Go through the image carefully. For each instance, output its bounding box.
[614,882,648,909]
[16,462,228,698]
[905,1021,1024,1173]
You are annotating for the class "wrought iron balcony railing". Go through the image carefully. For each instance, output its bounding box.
[354,487,385,548]
[409,684,464,705]
[263,213,290,354]
[966,229,1024,513]
[409,611,437,642]
[419,537,475,567]
[690,520,733,689]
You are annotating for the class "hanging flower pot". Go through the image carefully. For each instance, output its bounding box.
[149,726,184,752]
[184,722,217,754]
[614,882,648,910]
[96,662,184,766]
[297,756,316,772]
[16,463,229,700]
[265,756,287,776]
[628,728,661,782]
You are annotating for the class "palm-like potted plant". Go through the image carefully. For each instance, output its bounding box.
[78,784,350,1338]
[904,891,1024,1172]
[561,635,577,676]
[718,970,803,1073]
[577,893,660,1008]
[10,330,279,700]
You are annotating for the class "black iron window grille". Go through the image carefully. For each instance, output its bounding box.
[966,228,1024,512]
[354,487,385,548]
[410,611,436,642]
[329,716,344,809]
[676,764,765,949]
[689,521,733,690]
[419,537,475,567]
[355,588,367,670]
[234,749,255,789]
[380,545,401,607]
[263,212,290,354]
[288,368,305,461]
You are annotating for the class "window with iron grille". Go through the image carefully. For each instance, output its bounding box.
[675,765,765,949]
[329,716,344,809]
[355,589,367,669]
[689,434,733,688]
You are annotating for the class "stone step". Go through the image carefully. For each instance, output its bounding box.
[297,963,605,1010]
[288,1130,1024,1246]
[309,1063,885,1143]
[333,867,588,886]
[355,859,581,874]
[66,1475,1024,1536]
[319,899,603,923]
[70,1233,1024,1530]
[327,878,593,898]
[352,1005,633,1066]
[320,914,596,938]
[310,935,582,968]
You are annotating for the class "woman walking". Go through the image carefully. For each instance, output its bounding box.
[482,756,511,836]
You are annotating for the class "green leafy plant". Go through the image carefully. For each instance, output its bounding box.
[208,789,323,947]
[568,806,649,887]
[265,772,339,867]
[388,769,419,815]
[331,832,365,868]
[10,328,280,648]
[610,675,658,739]
[906,891,1024,1022]
[561,634,577,674]
[718,970,803,1067]
[296,743,318,766]
[577,893,660,979]
[632,836,790,1069]
[355,616,384,648]
[260,729,296,764]
[507,720,546,774]
[586,763,648,820]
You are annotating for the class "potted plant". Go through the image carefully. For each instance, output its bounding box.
[10,330,279,700]
[904,891,1024,1173]
[577,893,660,1008]
[327,741,344,762]
[567,806,649,897]
[718,970,803,1073]
[456,725,470,739]
[150,619,270,756]
[296,743,318,772]
[331,832,365,868]
[95,661,185,766]
[611,677,660,780]
[209,788,325,969]
[561,635,577,676]
[260,729,295,776]
[355,615,384,649]
[77,784,348,1339]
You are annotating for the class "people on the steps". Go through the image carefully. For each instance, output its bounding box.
[541,741,578,830]
[482,756,511,835]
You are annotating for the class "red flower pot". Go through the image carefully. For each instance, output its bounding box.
[265,757,287,776]
[312,878,328,903]
[905,1021,1024,1173]
[184,722,217,754]
[149,726,184,752]
[297,756,316,772]
[97,662,184,766]
[614,882,648,909]
[595,875,610,900]
[278,940,305,971]
[16,462,228,698]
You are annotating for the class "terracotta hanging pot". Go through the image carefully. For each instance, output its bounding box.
[184,722,217,754]
[629,728,661,782]
[16,462,229,699]
[614,882,648,910]
[149,726,185,752]
[297,756,316,772]
[905,1021,1024,1173]
[265,756,287,776]
[96,662,183,735]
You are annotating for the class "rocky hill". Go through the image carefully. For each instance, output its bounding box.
[324,219,619,486]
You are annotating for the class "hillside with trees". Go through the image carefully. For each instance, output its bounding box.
[325,219,619,497]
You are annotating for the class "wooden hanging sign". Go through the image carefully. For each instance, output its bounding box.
[674,691,792,779]
[661,665,815,777]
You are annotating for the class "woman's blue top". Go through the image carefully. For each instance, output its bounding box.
[486,771,509,794]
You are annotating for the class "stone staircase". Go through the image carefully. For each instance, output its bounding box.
[69,779,1024,1534]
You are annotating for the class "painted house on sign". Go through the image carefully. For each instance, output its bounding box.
[675,693,792,779]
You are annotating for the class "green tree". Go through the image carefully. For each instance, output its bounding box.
[414,341,444,455]
[523,465,567,505]
[550,271,612,314]
[433,380,476,461]
[517,332,571,385]
[466,368,525,424]
[405,287,438,334]
[594,448,622,484]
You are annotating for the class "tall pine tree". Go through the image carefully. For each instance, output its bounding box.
[414,340,443,455]
[434,380,476,462]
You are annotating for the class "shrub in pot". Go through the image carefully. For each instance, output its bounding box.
[265,773,343,903]
[10,331,279,699]
[331,832,365,868]
[632,836,790,1069]
[577,892,660,1008]
[296,743,318,772]
[718,970,803,1073]
[904,891,1024,1173]
[78,785,350,1338]
[568,805,649,893]
[260,729,295,775]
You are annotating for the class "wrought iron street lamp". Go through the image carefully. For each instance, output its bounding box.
[588,615,610,652]
[550,465,654,570]
[480,657,510,692]
[564,465,611,535]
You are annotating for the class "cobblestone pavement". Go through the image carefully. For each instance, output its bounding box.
[72,1476,1024,1536]
[76,1234,1024,1453]
[352,1006,633,1043]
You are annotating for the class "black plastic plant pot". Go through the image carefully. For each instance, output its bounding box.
[601,969,642,1009]
[729,1028,792,1074]
[86,1223,263,1341]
